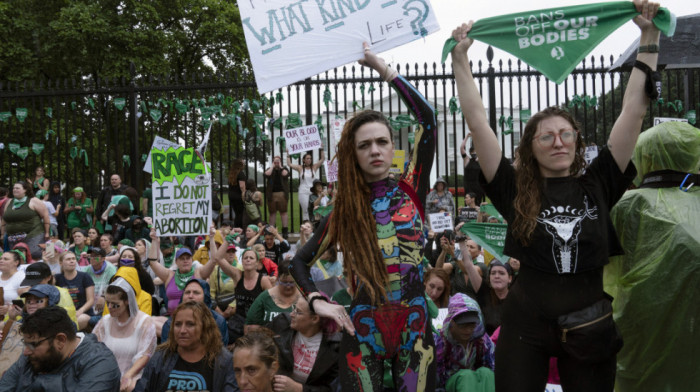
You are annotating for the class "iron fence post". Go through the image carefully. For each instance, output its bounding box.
[486,46,498,135]
[128,63,141,191]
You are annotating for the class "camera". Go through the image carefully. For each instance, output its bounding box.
[455,235,468,242]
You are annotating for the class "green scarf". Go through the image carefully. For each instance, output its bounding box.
[33,177,45,189]
[459,222,508,262]
[174,269,196,291]
[442,1,676,84]
[12,197,28,209]
[163,253,175,269]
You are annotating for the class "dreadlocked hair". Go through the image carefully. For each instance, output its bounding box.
[512,106,587,246]
[329,110,391,305]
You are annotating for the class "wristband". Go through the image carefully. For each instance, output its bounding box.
[308,295,328,314]
[638,44,659,53]
[633,60,661,100]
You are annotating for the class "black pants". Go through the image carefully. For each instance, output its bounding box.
[495,273,616,392]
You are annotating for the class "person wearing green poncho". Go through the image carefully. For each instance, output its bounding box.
[605,121,700,392]
[65,187,93,232]
[449,1,663,390]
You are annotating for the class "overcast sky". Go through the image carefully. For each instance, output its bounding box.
[382,0,700,68]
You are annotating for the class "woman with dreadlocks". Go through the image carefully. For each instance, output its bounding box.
[290,43,437,391]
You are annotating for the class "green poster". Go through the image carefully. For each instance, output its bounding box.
[151,147,212,237]
[15,108,28,122]
[32,143,45,155]
[442,2,676,84]
[114,98,126,111]
[460,222,508,261]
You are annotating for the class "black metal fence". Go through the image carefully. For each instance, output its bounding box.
[1,48,698,229]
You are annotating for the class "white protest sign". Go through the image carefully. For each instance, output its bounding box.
[653,117,688,126]
[584,145,598,166]
[151,147,212,236]
[331,118,346,151]
[545,384,563,392]
[325,159,339,183]
[239,0,440,93]
[285,124,322,155]
[428,212,453,233]
[144,136,181,173]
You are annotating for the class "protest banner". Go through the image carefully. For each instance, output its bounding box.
[324,159,339,183]
[285,124,323,155]
[390,150,406,174]
[239,0,440,93]
[151,146,212,236]
[441,2,675,84]
[653,117,688,126]
[144,136,181,173]
[460,222,508,261]
[584,145,599,165]
[428,212,453,233]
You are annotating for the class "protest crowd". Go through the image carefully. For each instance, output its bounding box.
[1,1,699,392]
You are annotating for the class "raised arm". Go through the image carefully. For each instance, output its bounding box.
[451,22,502,183]
[196,225,220,279]
[456,238,481,291]
[312,148,326,171]
[460,134,472,165]
[286,151,303,173]
[607,0,660,171]
[147,227,174,284]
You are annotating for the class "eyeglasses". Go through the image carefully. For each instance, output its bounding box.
[21,336,52,351]
[106,302,122,309]
[277,280,296,288]
[534,129,578,147]
[291,305,308,316]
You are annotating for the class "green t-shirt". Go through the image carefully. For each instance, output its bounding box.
[245,290,293,326]
[142,188,153,217]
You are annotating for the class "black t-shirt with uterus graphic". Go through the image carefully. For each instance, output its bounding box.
[480,147,636,275]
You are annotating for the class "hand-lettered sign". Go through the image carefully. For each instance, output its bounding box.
[285,124,323,155]
[144,136,181,174]
[151,147,212,236]
[240,0,440,93]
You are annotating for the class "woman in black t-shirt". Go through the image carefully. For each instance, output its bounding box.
[450,2,662,390]
[228,159,247,228]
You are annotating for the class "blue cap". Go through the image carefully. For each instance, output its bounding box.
[175,247,192,259]
[21,284,61,306]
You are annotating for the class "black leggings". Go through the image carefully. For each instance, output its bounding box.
[495,268,616,392]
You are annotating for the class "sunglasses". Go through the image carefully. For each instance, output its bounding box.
[106,302,122,309]
[277,280,296,288]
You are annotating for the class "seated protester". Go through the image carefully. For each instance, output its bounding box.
[229,248,273,342]
[425,268,451,309]
[94,277,157,392]
[243,224,263,247]
[55,251,95,330]
[246,259,299,331]
[134,301,239,392]
[253,244,279,280]
[17,262,77,326]
[68,229,90,267]
[456,192,480,224]
[458,236,513,335]
[269,295,341,392]
[117,247,155,297]
[124,216,149,243]
[0,251,26,315]
[309,247,343,282]
[297,220,314,250]
[434,294,495,391]
[10,242,32,273]
[107,266,152,317]
[260,225,291,266]
[40,239,65,275]
[0,306,121,391]
[0,284,62,374]
[101,196,133,244]
[82,247,117,313]
[209,241,242,317]
[161,278,229,346]
[232,329,280,392]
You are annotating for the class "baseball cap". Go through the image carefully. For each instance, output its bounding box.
[20,284,61,306]
[175,248,192,259]
[20,262,53,287]
[452,310,480,325]
[87,247,106,257]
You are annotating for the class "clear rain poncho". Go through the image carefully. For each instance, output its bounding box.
[604,121,700,392]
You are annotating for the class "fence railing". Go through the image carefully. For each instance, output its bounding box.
[1,48,697,229]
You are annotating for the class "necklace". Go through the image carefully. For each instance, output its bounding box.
[174,269,195,290]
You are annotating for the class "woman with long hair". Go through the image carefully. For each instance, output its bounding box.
[26,166,50,193]
[424,268,451,308]
[287,149,325,221]
[232,328,280,392]
[87,227,100,247]
[94,277,157,391]
[231,248,273,337]
[2,181,51,260]
[118,247,155,297]
[65,187,93,232]
[0,250,26,318]
[290,44,437,391]
[228,159,247,228]
[134,301,238,391]
[449,1,661,389]
[270,295,341,392]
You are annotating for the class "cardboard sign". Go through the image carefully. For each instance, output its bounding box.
[324,159,339,183]
[653,117,688,126]
[390,149,405,174]
[144,136,181,173]
[151,147,212,236]
[584,145,599,165]
[239,0,440,93]
[428,212,453,233]
[285,124,323,155]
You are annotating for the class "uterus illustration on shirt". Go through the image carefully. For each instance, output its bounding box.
[537,196,598,273]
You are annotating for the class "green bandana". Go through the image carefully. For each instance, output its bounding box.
[459,222,508,262]
[163,253,175,268]
[442,1,676,84]
[12,197,28,209]
[174,269,196,291]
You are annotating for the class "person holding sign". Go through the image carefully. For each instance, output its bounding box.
[290,43,437,391]
[449,1,661,390]
[287,149,325,221]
